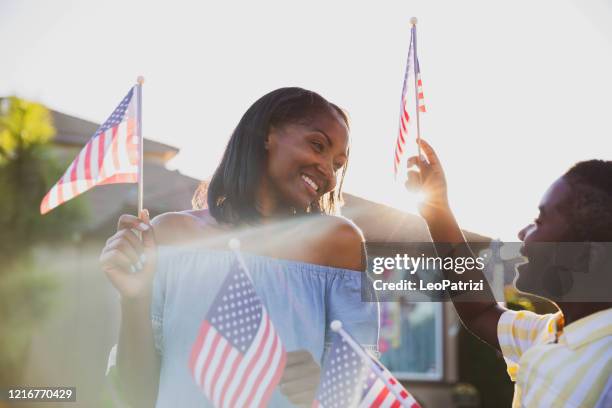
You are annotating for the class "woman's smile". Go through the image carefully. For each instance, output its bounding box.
[301,173,320,195]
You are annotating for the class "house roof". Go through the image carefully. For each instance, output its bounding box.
[51,110,179,162]
[342,193,489,244]
[77,182,489,244]
[73,163,201,237]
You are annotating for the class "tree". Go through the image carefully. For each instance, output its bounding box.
[0,96,85,386]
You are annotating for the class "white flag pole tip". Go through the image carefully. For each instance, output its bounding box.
[330,320,343,332]
[137,76,145,85]
[410,17,418,25]
[228,238,241,251]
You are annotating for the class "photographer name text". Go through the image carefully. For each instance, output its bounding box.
[372,279,485,292]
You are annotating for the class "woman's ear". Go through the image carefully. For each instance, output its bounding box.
[265,126,278,150]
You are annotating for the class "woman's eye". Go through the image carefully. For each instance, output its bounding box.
[311,141,324,152]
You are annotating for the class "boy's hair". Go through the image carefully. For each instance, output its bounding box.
[562,160,612,241]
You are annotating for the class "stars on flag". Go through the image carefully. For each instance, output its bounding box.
[189,263,286,408]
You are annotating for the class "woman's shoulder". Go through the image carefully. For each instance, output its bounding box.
[314,214,364,242]
[150,210,365,271]
[304,214,365,272]
[151,209,223,245]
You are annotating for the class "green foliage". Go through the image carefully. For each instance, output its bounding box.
[0,259,59,385]
[0,96,85,261]
[458,327,515,408]
[457,288,538,407]
[0,97,55,165]
[0,96,86,385]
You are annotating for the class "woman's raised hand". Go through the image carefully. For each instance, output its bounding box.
[99,209,157,300]
[405,139,451,221]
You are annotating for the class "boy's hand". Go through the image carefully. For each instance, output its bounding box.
[405,139,451,221]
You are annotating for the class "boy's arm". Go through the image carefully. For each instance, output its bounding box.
[425,206,505,350]
[407,140,506,351]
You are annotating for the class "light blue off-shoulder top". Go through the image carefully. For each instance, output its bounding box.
[143,246,379,407]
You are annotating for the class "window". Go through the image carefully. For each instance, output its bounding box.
[378,301,443,380]
[367,243,444,380]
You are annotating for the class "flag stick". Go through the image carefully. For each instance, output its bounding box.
[229,237,313,333]
[410,18,423,163]
[330,320,412,407]
[229,238,255,282]
[410,17,425,191]
[136,76,144,216]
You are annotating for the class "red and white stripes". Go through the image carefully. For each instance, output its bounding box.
[189,310,286,408]
[416,74,426,113]
[394,98,411,176]
[40,89,139,214]
[393,24,426,178]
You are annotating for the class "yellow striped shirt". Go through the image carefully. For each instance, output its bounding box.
[497,308,612,407]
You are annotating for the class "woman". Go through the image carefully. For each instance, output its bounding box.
[101,88,379,407]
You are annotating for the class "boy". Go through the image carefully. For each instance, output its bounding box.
[407,140,612,407]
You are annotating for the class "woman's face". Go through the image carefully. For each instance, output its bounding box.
[263,110,349,212]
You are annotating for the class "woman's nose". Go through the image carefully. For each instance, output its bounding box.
[316,162,336,191]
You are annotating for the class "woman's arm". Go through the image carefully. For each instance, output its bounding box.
[101,211,196,407]
[116,296,161,408]
[100,210,160,407]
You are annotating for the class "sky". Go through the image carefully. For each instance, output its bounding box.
[1,0,611,241]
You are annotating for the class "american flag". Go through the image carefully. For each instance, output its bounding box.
[40,87,139,214]
[313,334,421,408]
[394,24,426,176]
[189,263,286,408]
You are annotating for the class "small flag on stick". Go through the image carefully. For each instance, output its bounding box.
[40,84,141,214]
[189,240,287,408]
[313,321,421,408]
[394,18,427,177]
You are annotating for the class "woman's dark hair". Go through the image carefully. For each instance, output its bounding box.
[561,159,612,241]
[192,87,350,224]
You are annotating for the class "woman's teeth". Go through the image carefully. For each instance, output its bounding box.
[301,174,319,192]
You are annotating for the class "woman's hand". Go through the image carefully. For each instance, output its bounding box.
[279,350,321,407]
[99,209,157,301]
[405,139,451,221]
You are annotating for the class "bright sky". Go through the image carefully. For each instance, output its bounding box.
[1,0,611,240]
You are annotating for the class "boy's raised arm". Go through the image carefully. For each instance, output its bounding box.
[406,140,506,351]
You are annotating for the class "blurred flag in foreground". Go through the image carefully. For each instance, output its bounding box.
[40,87,139,214]
[189,263,286,408]
[313,329,421,408]
[393,22,427,177]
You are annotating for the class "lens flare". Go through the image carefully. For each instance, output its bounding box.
[415,190,428,204]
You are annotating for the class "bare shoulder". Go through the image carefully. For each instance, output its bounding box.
[151,209,220,245]
[310,215,365,272]
[317,214,364,242]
